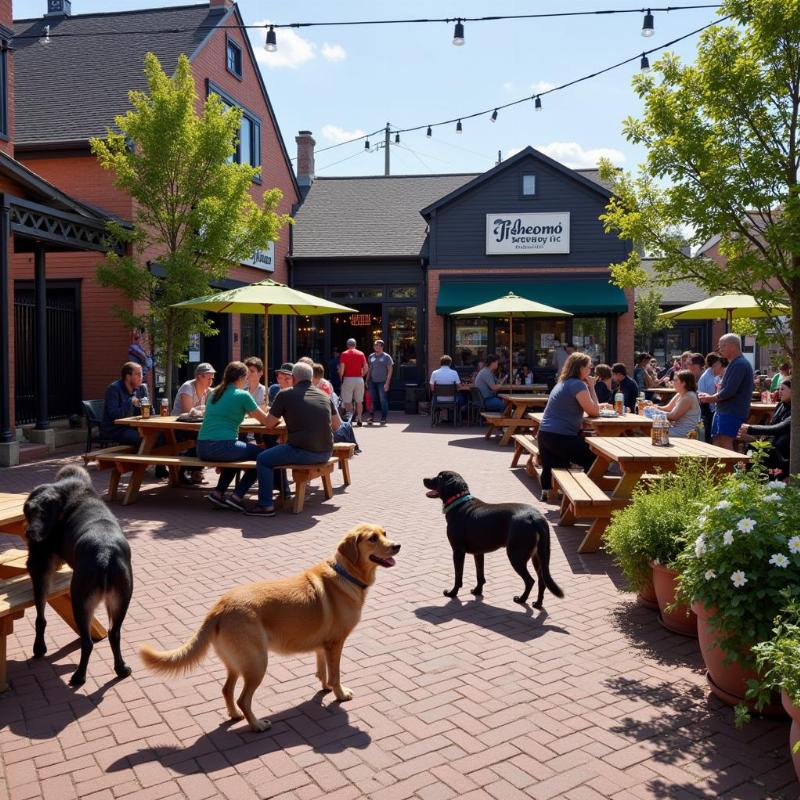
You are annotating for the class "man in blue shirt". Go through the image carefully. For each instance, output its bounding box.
[611,363,639,413]
[101,362,149,446]
[699,334,754,450]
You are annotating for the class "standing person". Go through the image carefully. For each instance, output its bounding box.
[699,333,754,450]
[610,363,639,413]
[474,354,505,412]
[338,338,368,426]
[198,362,271,512]
[328,347,342,395]
[128,329,153,383]
[247,362,340,517]
[551,339,569,372]
[688,353,706,383]
[655,369,702,438]
[697,352,723,442]
[244,357,266,407]
[101,362,149,447]
[538,353,601,503]
[366,339,394,426]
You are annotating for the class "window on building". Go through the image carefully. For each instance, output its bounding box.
[454,317,488,368]
[522,174,536,196]
[571,317,608,366]
[226,38,243,79]
[207,82,261,173]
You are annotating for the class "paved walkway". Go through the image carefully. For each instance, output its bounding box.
[0,416,794,799]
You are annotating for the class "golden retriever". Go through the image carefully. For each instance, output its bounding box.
[139,523,400,732]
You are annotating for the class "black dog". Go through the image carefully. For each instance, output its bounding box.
[423,470,563,608]
[24,464,133,686]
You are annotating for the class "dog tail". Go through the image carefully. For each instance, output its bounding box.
[139,612,218,676]
[536,521,565,599]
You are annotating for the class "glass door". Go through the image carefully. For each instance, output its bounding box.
[386,305,419,400]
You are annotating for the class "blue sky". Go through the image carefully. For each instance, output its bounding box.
[15,0,725,176]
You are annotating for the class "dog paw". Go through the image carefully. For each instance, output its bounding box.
[470,587,484,596]
[32,643,47,659]
[334,686,353,701]
[114,664,132,679]
[68,671,87,687]
[249,718,272,732]
[532,601,543,610]
[443,589,459,598]
[513,596,528,606]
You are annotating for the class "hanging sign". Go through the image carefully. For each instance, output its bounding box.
[350,314,372,326]
[241,241,275,271]
[486,212,570,255]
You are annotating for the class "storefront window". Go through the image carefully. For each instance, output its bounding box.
[387,306,417,365]
[493,319,527,372]
[572,317,607,366]
[389,286,417,299]
[295,315,326,363]
[532,319,567,368]
[454,317,488,368]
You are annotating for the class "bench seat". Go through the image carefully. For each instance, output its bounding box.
[551,469,619,527]
[332,443,356,486]
[510,434,542,489]
[82,445,136,468]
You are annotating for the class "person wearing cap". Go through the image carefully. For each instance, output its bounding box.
[172,362,215,415]
[268,362,294,404]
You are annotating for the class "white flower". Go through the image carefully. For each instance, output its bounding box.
[695,535,707,557]
[764,493,782,503]
[697,516,707,527]
[789,536,800,554]
[716,500,732,510]
[770,553,790,569]
[746,450,755,458]
[768,480,787,489]
[723,530,734,546]
[731,570,748,588]
[704,570,716,580]
[736,518,756,534]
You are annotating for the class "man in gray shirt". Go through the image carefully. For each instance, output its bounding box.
[475,354,504,412]
[367,339,394,425]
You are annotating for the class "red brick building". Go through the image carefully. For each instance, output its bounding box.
[9,0,298,438]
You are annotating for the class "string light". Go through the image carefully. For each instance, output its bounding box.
[534,96,542,111]
[395,132,400,143]
[456,119,463,133]
[642,9,655,36]
[265,25,277,52]
[426,126,432,137]
[490,109,498,122]
[364,138,370,150]
[452,19,465,46]
[640,52,651,71]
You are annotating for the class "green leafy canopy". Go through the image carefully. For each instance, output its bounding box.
[90,52,292,397]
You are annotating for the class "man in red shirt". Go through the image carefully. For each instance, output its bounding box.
[338,338,368,425]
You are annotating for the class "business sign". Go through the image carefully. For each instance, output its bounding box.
[350,314,372,326]
[241,241,275,271]
[486,212,570,255]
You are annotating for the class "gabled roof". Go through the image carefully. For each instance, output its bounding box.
[419,146,612,218]
[635,258,708,306]
[13,4,223,146]
[291,174,479,259]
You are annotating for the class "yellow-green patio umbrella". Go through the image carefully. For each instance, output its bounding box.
[173,279,357,380]
[657,293,790,333]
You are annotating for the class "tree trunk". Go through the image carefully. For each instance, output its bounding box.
[165,318,175,406]
[790,288,800,478]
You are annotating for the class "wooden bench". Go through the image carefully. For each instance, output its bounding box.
[332,443,356,486]
[510,434,542,489]
[481,412,536,444]
[105,454,337,513]
[551,468,617,526]
[0,549,107,692]
[82,445,135,467]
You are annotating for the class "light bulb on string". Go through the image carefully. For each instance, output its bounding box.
[456,119,463,134]
[395,132,400,144]
[642,9,654,37]
[534,96,542,111]
[490,109,498,123]
[452,19,464,46]
[265,26,277,52]
[426,126,432,137]
[640,53,651,72]
[364,139,370,150]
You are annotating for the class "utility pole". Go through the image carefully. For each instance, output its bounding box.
[384,123,390,176]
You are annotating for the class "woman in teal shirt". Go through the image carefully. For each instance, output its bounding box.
[197,361,271,511]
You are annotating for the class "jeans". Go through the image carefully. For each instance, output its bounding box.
[103,426,141,447]
[368,381,389,420]
[482,395,505,413]
[257,444,331,508]
[537,430,596,490]
[197,439,261,497]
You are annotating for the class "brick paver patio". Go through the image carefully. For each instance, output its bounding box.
[0,416,795,799]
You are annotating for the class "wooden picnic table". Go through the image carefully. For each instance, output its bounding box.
[113,415,286,505]
[0,493,26,538]
[645,386,675,397]
[747,402,777,426]
[528,412,654,438]
[578,437,747,554]
[486,394,549,446]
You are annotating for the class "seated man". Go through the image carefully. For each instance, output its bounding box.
[430,354,466,419]
[474,354,505,412]
[268,362,294,403]
[247,362,340,516]
[101,361,149,447]
[611,363,639,413]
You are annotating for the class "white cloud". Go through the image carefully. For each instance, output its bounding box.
[252,21,346,69]
[321,43,347,62]
[505,146,525,159]
[321,124,366,144]
[532,81,556,94]
[534,142,626,169]
[502,81,513,91]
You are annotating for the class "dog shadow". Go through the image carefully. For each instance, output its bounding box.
[414,597,569,642]
[107,692,371,774]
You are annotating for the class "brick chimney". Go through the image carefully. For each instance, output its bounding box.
[295,130,316,193]
[208,0,232,10]
[45,0,71,16]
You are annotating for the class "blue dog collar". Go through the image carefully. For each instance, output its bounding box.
[332,561,368,589]
[442,492,473,514]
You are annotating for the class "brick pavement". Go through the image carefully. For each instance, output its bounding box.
[0,416,795,799]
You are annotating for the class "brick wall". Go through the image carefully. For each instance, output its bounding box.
[1,0,13,158]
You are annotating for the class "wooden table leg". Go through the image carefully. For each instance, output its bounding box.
[499,407,525,447]
[578,467,643,554]
[47,593,107,641]
[123,429,158,505]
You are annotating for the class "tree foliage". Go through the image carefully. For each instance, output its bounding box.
[598,0,800,473]
[91,52,291,398]
[634,288,673,351]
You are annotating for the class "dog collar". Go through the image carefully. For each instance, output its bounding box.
[442,491,473,515]
[332,561,368,589]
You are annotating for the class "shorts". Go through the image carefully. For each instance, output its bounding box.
[340,377,365,404]
[711,411,745,439]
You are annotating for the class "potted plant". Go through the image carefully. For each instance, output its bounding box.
[675,452,800,709]
[745,596,800,779]
[605,460,718,631]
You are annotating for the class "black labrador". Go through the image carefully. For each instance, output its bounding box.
[24,464,133,686]
[423,470,563,608]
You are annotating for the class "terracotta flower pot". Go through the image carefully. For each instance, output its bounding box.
[636,567,659,610]
[651,562,697,637]
[693,602,784,717]
[781,690,800,783]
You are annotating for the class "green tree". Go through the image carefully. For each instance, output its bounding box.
[634,288,673,353]
[91,52,291,399]
[599,0,800,473]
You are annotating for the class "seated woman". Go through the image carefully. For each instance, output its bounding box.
[655,369,702,438]
[538,353,601,503]
[594,363,614,405]
[514,364,533,385]
[198,361,272,511]
[738,379,791,478]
